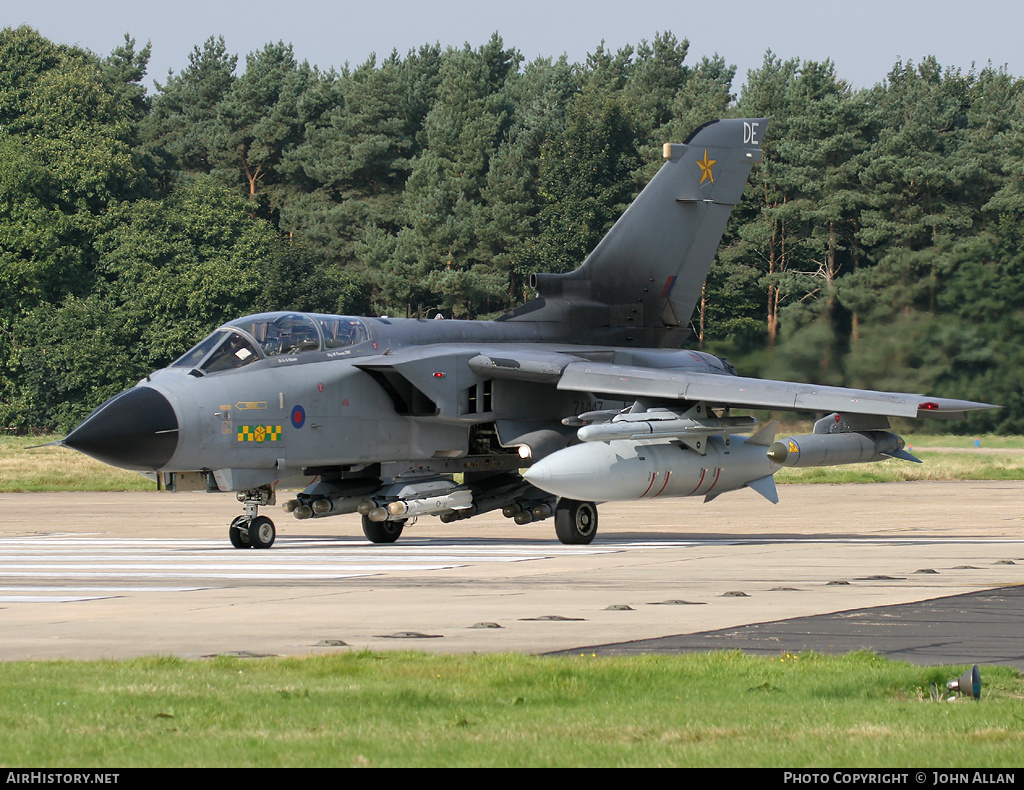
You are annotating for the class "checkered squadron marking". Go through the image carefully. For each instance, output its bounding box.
[237,425,282,442]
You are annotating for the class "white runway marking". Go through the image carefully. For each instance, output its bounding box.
[0,570,442,579]
[0,595,113,603]
[9,533,1014,603]
[0,586,205,592]
[0,535,599,594]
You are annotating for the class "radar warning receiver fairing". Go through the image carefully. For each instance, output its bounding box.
[61,119,996,547]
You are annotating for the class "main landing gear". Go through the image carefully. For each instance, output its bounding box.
[360,514,407,544]
[229,485,277,549]
[553,499,599,545]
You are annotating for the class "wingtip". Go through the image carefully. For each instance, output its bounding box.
[915,399,1002,419]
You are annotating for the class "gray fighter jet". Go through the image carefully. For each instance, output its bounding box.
[62,118,995,548]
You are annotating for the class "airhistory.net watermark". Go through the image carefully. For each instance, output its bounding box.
[6,774,119,784]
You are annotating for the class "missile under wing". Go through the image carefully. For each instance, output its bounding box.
[61,118,996,547]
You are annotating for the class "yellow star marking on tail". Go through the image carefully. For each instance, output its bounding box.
[697,149,716,184]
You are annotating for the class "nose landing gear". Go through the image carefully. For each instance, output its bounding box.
[229,485,277,549]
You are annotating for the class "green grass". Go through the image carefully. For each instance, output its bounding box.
[776,449,1024,484]
[0,652,1020,767]
[901,433,1024,449]
[0,435,155,492]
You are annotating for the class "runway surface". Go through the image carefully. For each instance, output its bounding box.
[554,586,1024,668]
[0,481,1022,666]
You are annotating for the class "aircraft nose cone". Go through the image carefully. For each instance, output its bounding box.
[63,387,178,471]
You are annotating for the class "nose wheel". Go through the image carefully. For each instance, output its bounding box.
[229,515,276,549]
[248,516,276,548]
[229,485,277,549]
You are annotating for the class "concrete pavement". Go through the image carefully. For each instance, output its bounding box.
[0,481,1021,664]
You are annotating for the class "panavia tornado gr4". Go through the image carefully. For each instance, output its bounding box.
[62,118,996,548]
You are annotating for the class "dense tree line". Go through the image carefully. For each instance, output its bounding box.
[1,26,1020,433]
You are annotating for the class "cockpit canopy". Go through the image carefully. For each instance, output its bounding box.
[171,312,370,374]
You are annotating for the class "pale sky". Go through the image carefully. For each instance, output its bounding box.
[4,0,1021,93]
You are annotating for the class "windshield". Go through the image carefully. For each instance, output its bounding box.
[171,332,225,370]
[203,333,260,372]
[171,330,260,373]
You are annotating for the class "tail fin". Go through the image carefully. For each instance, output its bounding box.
[506,118,767,347]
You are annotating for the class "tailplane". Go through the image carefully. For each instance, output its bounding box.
[504,118,768,347]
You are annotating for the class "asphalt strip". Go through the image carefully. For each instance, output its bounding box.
[557,585,1024,669]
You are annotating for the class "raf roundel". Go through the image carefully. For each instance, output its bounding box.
[291,405,305,429]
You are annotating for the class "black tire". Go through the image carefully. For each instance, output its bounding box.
[554,499,598,545]
[248,515,276,549]
[229,516,251,549]
[361,514,405,544]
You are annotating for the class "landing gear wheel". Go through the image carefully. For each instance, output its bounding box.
[361,514,405,544]
[248,515,276,549]
[554,499,598,545]
[229,516,251,549]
